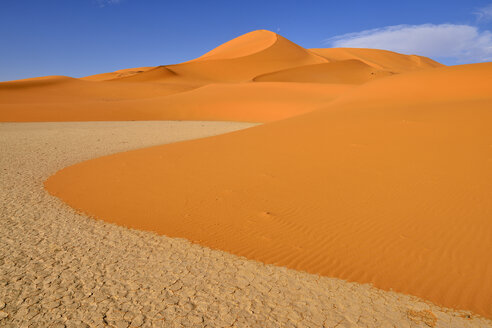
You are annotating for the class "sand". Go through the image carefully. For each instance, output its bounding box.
[309,48,443,73]
[0,30,442,123]
[45,62,492,319]
[1,121,491,328]
[2,28,490,325]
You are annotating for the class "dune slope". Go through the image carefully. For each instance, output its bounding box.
[45,62,492,318]
[309,47,444,72]
[253,60,394,84]
[81,66,155,81]
[0,81,352,122]
[1,30,444,122]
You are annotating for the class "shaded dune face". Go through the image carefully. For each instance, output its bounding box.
[80,66,155,81]
[193,29,279,60]
[253,60,395,84]
[45,63,492,318]
[111,66,179,83]
[0,80,353,122]
[1,30,443,122]
[309,47,444,73]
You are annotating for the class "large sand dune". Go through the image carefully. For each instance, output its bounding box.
[0,81,352,122]
[45,62,492,318]
[3,28,490,323]
[0,30,442,122]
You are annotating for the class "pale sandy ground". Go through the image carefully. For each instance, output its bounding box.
[1,122,490,328]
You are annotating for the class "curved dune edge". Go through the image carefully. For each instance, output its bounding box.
[193,29,278,61]
[0,82,353,123]
[45,63,492,319]
[3,122,490,327]
[309,47,443,73]
[253,60,395,84]
[0,30,443,123]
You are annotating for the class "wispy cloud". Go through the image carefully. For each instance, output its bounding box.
[325,24,492,64]
[475,3,492,23]
[96,0,121,7]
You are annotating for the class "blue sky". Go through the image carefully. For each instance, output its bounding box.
[1,0,491,81]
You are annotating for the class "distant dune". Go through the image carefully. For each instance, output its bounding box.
[0,30,443,122]
[81,66,155,81]
[45,62,492,318]
[253,60,394,84]
[309,47,443,73]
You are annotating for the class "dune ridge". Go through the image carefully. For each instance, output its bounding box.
[1,30,443,122]
[193,30,279,61]
[309,47,444,73]
[45,62,492,318]
[81,66,155,81]
[5,28,491,321]
[253,60,394,84]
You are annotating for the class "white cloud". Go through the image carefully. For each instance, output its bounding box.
[326,24,492,63]
[475,4,492,22]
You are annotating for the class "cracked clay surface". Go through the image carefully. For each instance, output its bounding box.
[1,121,490,328]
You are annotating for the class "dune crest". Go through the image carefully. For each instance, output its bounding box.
[45,62,492,318]
[111,66,178,83]
[310,47,443,72]
[253,60,394,84]
[166,30,328,82]
[81,66,155,81]
[194,30,279,61]
[1,30,444,122]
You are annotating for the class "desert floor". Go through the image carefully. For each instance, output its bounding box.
[1,121,490,328]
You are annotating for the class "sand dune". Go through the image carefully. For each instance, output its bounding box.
[171,30,327,82]
[1,30,444,122]
[120,82,353,122]
[110,66,179,82]
[0,76,196,122]
[4,122,489,327]
[81,66,155,81]
[0,75,189,104]
[254,59,394,84]
[310,47,444,73]
[5,27,491,321]
[193,30,279,61]
[45,62,492,318]
[0,82,352,122]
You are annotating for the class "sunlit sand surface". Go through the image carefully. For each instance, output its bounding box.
[2,29,491,324]
[46,62,492,318]
[0,30,442,122]
[4,122,491,327]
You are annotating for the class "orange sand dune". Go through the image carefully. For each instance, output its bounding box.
[163,30,327,82]
[111,66,180,83]
[194,30,279,61]
[81,66,155,81]
[254,59,394,84]
[46,62,492,318]
[0,82,352,122]
[310,47,443,72]
[0,75,189,104]
[1,30,444,122]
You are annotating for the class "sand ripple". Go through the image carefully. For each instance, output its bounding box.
[1,122,490,327]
